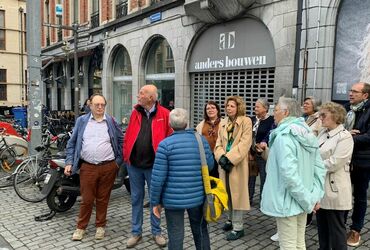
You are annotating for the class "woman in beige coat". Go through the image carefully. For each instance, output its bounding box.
[214,96,252,241]
[316,102,354,250]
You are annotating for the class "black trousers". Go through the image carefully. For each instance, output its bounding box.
[316,209,347,250]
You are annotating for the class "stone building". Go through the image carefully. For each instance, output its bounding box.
[40,0,370,125]
[0,0,27,113]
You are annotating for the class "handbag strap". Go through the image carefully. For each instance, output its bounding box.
[194,132,212,194]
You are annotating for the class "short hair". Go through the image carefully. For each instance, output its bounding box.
[256,98,269,111]
[320,102,347,124]
[304,96,322,112]
[225,96,246,117]
[170,108,188,130]
[203,101,221,120]
[89,93,107,104]
[360,82,370,96]
[278,97,301,117]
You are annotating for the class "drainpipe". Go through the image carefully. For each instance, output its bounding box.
[300,0,309,103]
[312,0,322,96]
[293,0,303,92]
[19,7,24,106]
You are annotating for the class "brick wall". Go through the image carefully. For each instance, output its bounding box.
[41,2,45,47]
[81,0,88,23]
[64,0,70,37]
[50,0,56,43]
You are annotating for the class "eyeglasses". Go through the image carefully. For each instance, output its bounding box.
[349,89,363,94]
[93,103,106,108]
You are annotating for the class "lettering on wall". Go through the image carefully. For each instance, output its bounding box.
[219,31,235,50]
[194,56,267,70]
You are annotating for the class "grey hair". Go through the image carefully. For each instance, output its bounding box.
[304,96,322,112]
[256,98,270,110]
[169,108,188,130]
[278,97,302,117]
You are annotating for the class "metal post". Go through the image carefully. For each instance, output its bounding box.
[73,23,79,119]
[27,1,43,154]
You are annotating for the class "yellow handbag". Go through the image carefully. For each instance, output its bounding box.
[195,133,228,223]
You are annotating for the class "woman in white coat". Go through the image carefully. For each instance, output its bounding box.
[316,102,354,250]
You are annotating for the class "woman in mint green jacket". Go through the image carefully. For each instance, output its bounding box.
[261,97,326,250]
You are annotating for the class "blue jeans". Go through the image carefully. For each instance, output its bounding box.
[165,205,210,250]
[127,165,161,236]
[248,155,267,203]
[349,166,370,232]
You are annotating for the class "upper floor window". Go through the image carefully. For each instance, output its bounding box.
[72,0,79,23]
[0,10,5,50]
[116,0,128,19]
[91,0,100,29]
[0,85,6,100]
[0,69,6,82]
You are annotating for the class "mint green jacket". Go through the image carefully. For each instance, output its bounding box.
[260,117,326,217]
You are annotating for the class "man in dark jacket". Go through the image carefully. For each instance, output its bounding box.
[344,82,370,247]
[123,84,172,248]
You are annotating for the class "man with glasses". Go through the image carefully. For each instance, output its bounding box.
[64,94,123,241]
[344,82,370,247]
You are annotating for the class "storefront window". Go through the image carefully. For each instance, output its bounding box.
[112,46,132,129]
[146,38,175,109]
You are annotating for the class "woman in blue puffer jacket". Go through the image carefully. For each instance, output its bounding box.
[151,108,214,250]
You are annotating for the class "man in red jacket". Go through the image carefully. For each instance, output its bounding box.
[123,84,172,248]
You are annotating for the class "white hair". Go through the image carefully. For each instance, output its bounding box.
[169,108,188,130]
[278,97,301,117]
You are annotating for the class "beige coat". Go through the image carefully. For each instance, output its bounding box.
[306,112,322,136]
[214,116,252,210]
[317,124,354,210]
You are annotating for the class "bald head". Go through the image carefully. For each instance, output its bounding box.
[137,84,158,110]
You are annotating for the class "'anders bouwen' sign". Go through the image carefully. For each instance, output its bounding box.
[189,18,275,72]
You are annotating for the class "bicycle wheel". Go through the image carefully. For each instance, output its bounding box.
[13,158,49,202]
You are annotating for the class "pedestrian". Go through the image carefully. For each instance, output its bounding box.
[302,96,322,227]
[196,100,222,178]
[248,98,274,205]
[151,108,214,250]
[316,102,354,250]
[260,97,326,250]
[123,84,172,248]
[303,96,322,136]
[81,98,91,114]
[214,96,252,241]
[64,94,123,241]
[344,82,370,247]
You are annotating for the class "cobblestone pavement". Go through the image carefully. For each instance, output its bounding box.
[0,184,369,250]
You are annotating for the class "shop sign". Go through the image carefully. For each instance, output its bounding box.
[189,18,275,72]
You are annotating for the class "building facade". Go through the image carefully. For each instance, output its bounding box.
[40,0,370,125]
[0,0,27,113]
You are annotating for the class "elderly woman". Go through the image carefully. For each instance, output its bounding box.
[214,96,252,241]
[261,97,326,249]
[196,101,222,177]
[303,96,322,136]
[316,102,354,250]
[151,108,214,250]
[248,98,274,205]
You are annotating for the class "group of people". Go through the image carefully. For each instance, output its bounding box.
[63,82,370,250]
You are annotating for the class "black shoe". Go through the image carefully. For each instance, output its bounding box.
[226,230,245,241]
[222,220,233,231]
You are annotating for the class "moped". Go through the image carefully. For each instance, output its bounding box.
[38,159,130,219]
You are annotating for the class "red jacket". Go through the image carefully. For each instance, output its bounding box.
[123,103,173,163]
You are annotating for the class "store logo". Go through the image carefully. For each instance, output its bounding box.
[219,31,235,50]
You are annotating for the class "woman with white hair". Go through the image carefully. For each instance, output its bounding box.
[261,97,326,249]
[151,108,214,250]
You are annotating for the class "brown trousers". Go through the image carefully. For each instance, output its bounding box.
[77,161,118,229]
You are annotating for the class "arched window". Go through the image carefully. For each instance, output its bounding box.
[112,46,132,126]
[145,38,175,109]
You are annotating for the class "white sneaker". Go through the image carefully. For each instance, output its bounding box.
[270,232,279,242]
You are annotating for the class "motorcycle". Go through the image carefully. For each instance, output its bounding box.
[38,159,130,220]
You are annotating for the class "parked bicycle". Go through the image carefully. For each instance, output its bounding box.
[13,125,64,202]
[0,128,28,188]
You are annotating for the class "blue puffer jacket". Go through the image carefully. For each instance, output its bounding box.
[150,129,214,209]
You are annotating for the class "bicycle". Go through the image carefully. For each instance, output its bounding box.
[0,128,28,188]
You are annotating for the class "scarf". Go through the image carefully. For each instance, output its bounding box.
[345,100,367,130]
[226,119,235,152]
[206,118,220,137]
